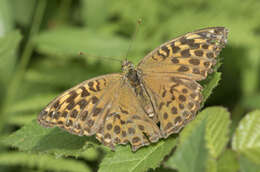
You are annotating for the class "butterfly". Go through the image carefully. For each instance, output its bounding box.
[38,27,228,151]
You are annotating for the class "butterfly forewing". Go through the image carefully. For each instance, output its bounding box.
[138,27,228,80]
[38,74,121,136]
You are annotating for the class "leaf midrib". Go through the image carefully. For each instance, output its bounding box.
[129,141,165,172]
[103,141,166,172]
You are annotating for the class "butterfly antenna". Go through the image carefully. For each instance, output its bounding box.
[125,18,142,61]
[79,52,121,63]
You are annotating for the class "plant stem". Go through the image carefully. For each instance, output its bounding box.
[1,0,47,131]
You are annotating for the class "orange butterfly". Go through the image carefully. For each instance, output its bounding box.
[38,27,228,151]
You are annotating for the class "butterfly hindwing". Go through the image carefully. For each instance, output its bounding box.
[95,80,161,151]
[142,73,203,137]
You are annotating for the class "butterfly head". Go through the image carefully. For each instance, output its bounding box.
[121,60,135,74]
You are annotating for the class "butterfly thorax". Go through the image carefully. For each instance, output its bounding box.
[121,60,156,120]
[121,60,139,86]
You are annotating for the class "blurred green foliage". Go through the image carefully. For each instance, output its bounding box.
[0,0,260,172]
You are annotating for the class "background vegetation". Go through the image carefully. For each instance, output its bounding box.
[0,0,260,172]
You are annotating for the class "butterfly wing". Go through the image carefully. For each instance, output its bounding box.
[38,74,121,135]
[38,74,161,151]
[140,73,203,137]
[95,79,161,151]
[137,27,228,137]
[138,27,228,80]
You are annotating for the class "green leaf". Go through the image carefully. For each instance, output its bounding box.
[0,30,22,90]
[7,93,57,114]
[165,107,230,172]
[239,155,260,172]
[165,118,208,172]
[25,57,115,88]
[178,108,208,144]
[179,107,230,159]
[201,72,222,107]
[242,94,260,109]
[0,152,91,172]
[232,110,260,164]
[217,149,239,172]
[7,113,35,126]
[2,120,98,156]
[10,0,36,26]
[80,147,100,161]
[204,107,230,158]
[0,0,14,32]
[81,0,108,28]
[33,27,129,61]
[206,158,217,172]
[99,137,177,172]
